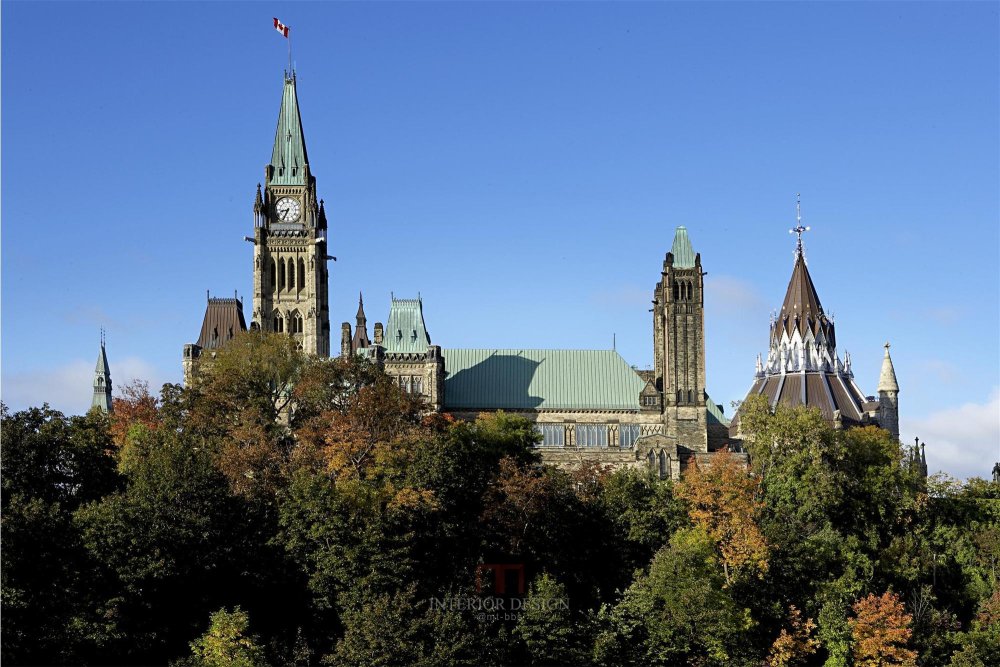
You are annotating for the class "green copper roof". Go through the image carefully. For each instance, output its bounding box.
[442,349,646,411]
[384,298,431,353]
[269,75,309,186]
[91,342,112,414]
[706,395,729,426]
[670,226,696,268]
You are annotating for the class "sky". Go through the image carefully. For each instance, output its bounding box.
[2,2,997,479]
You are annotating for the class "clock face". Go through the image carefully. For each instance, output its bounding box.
[274,197,301,223]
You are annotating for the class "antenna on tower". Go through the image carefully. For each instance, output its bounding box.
[789,193,810,258]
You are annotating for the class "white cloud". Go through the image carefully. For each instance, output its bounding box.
[1,357,166,416]
[705,275,767,314]
[902,388,1000,480]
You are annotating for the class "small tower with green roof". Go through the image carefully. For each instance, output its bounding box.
[91,332,113,414]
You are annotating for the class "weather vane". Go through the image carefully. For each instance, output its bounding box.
[789,193,810,256]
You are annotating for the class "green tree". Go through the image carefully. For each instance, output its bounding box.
[180,606,267,667]
[594,528,752,666]
[513,573,589,666]
[1,405,120,664]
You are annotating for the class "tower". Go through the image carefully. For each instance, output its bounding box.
[351,293,371,352]
[92,333,113,414]
[877,342,900,440]
[652,226,708,452]
[251,72,331,356]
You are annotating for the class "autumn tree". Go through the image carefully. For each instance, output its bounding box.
[766,605,820,667]
[109,379,160,449]
[850,591,917,667]
[676,449,769,584]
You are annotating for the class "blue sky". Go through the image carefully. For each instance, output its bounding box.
[2,2,997,478]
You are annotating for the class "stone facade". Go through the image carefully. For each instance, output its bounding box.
[343,229,732,478]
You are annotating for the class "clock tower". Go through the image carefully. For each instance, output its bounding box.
[250,72,331,356]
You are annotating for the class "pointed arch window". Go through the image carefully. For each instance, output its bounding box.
[297,259,306,292]
[273,311,284,333]
[277,260,285,291]
[287,258,295,290]
[269,259,276,290]
[290,310,304,334]
[659,451,668,479]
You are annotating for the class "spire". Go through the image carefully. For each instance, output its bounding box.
[269,74,309,186]
[669,226,696,268]
[351,292,371,352]
[356,292,366,322]
[773,250,832,343]
[91,332,113,414]
[878,342,900,393]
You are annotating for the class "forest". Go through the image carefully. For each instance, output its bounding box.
[2,331,998,666]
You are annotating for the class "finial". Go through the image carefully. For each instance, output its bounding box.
[207,289,210,302]
[789,193,810,258]
[100,327,105,347]
[359,291,363,305]
[884,341,891,351]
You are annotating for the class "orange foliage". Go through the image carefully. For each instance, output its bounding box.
[766,605,820,667]
[676,450,768,584]
[109,379,159,447]
[850,591,917,667]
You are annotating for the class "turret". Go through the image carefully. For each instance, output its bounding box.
[351,293,371,352]
[91,333,113,414]
[877,342,900,440]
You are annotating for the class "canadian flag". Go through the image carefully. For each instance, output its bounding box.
[273,18,289,38]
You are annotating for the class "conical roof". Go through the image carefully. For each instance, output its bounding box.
[670,226,696,268]
[878,343,899,392]
[773,252,834,345]
[95,342,111,376]
[269,74,309,186]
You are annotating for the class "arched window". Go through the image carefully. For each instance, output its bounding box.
[269,259,276,289]
[298,259,306,292]
[673,283,679,301]
[274,311,284,333]
[277,260,285,291]
[290,310,303,334]
[287,258,295,290]
[659,450,667,479]
[647,450,655,469]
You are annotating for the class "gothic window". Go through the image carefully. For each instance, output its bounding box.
[412,376,423,395]
[287,258,295,290]
[534,424,565,447]
[647,450,655,469]
[269,259,276,289]
[278,260,285,291]
[274,312,284,333]
[619,424,641,448]
[290,310,303,334]
[576,424,608,448]
[673,283,679,301]
[658,451,668,479]
[298,259,306,292]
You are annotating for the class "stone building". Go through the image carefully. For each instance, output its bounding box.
[184,72,331,372]
[179,67,909,477]
[341,227,732,478]
[729,224,902,441]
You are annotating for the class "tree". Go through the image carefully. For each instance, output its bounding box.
[109,379,160,449]
[765,605,819,667]
[1,405,120,664]
[594,528,752,666]
[513,573,589,666]
[676,449,769,585]
[183,607,267,667]
[850,591,917,667]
